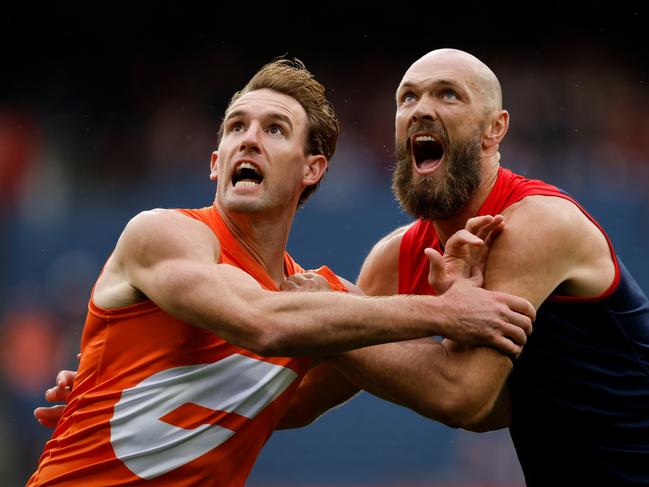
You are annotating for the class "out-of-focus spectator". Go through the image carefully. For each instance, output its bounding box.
[0,307,66,485]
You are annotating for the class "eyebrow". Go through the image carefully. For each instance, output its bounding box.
[395,82,415,100]
[396,79,465,101]
[397,79,460,92]
[225,110,293,130]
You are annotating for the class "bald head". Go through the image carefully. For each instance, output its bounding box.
[401,48,502,113]
[393,48,510,211]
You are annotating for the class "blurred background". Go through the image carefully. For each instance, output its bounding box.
[2,4,648,486]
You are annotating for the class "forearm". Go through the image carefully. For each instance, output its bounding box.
[140,250,533,358]
[276,361,360,429]
[330,339,512,429]
[330,340,452,418]
[156,264,457,357]
[249,291,456,357]
[123,212,466,356]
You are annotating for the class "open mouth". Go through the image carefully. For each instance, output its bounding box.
[412,134,444,172]
[232,162,264,188]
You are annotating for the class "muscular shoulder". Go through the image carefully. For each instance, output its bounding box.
[502,195,605,252]
[117,209,220,267]
[504,194,580,225]
[357,224,412,296]
[488,195,614,303]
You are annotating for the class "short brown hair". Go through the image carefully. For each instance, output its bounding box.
[219,58,340,206]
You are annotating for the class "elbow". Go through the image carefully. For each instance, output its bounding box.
[452,404,495,432]
[246,330,287,357]
[230,324,280,357]
[200,305,294,357]
[240,304,313,357]
[252,329,309,358]
[233,315,298,357]
[417,388,490,431]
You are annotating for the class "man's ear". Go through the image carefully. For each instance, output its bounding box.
[209,151,219,181]
[483,110,509,150]
[303,154,328,187]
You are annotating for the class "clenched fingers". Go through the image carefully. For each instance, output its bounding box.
[500,294,536,334]
[503,323,528,347]
[493,336,522,357]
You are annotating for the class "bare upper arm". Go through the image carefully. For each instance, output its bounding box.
[97,209,267,325]
[94,210,216,308]
[120,209,221,279]
[449,195,616,425]
[123,210,267,310]
[485,195,616,307]
[357,224,412,296]
[95,209,225,309]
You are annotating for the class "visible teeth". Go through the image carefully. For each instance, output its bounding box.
[415,135,436,142]
[234,181,259,188]
[237,162,259,173]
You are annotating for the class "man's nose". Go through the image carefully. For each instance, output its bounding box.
[239,123,262,153]
[411,96,437,124]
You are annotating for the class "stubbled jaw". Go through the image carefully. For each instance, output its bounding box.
[411,133,445,175]
[231,161,264,189]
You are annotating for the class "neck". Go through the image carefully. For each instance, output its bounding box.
[434,161,500,245]
[214,199,296,286]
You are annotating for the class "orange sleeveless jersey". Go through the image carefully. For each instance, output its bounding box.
[27,205,347,486]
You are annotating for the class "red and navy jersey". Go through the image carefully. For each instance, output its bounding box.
[399,167,649,486]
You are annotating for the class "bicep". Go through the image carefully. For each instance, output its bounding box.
[449,203,569,413]
[484,197,597,307]
[135,258,262,324]
[116,211,265,331]
[454,199,599,425]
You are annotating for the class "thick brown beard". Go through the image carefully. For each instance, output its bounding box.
[391,129,482,220]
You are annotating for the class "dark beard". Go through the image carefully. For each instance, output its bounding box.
[391,129,482,220]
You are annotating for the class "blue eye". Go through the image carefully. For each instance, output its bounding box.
[443,90,458,100]
[402,92,417,103]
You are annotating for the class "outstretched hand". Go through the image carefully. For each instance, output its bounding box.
[426,215,505,294]
[34,369,77,429]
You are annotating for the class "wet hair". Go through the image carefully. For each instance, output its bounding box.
[219,58,340,206]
